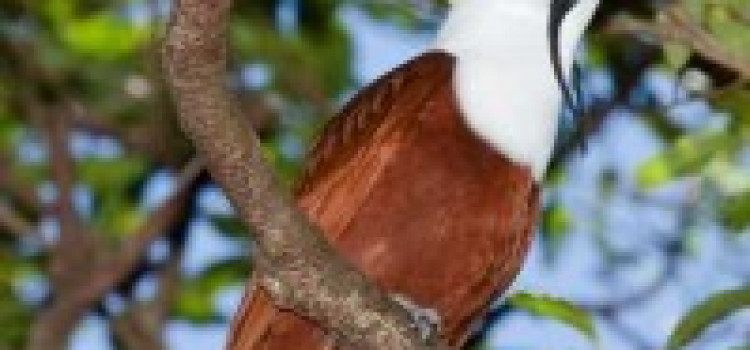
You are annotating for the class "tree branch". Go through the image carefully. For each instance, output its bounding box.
[0,199,34,238]
[605,3,750,80]
[110,246,184,350]
[0,151,41,215]
[162,0,440,348]
[31,100,108,297]
[26,159,203,350]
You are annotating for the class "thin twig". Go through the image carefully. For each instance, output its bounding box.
[110,247,185,350]
[26,159,203,350]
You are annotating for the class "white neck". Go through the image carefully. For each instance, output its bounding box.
[433,0,598,181]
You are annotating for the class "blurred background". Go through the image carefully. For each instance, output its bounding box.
[0,0,748,349]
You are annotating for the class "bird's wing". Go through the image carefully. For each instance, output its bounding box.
[294,51,455,236]
[227,51,456,350]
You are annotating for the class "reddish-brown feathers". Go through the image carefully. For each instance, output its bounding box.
[228,51,540,349]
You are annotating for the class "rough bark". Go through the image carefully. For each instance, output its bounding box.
[162,0,441,348]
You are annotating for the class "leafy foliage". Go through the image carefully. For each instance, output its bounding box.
[0,248,32,350]
[508,291,598,343]
[173,259,250,323]
[666,287,750,350]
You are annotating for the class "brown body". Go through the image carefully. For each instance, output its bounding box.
[228,52,540,349]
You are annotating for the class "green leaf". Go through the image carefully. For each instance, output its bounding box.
[172,259,250,323]
[60,11,148,61]
[637,155,674,189]
[210,215,249,238]
[356,0,425,29]
[713,87,750,127]
[540,201,572,262]
[636,131,735,189]
[706,5,750,61]
[0,110,23,152]
[681,0,704,21]
[77,157,147,194]
[719,191,750,232]
[508,291,597,342]
[92,200,143,238]
[542,203,572,236]
[0,249,32,349]
[663,43,691,72]
[666,287,750,350]
[172,283,220,323]
[77,157,147,237]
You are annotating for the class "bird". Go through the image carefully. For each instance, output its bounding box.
[228,0,600,348]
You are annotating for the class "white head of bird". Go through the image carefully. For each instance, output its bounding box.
[434,0,600,181]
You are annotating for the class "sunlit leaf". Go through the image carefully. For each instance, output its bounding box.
[41,0,75,25]
[93,200,143,238]
[172,283,220,323]
[355,0,433,30]
[637,155,673,189]
[77,157,147,194]
[706,5,750,61]
[540,201,572,262]
[636,132,735,189]
[508,291,597,343]
[663,43,691,72]
[666,287,750,350]
[77,157,147,236]
[172,259,250,323]
[60,11,148,61]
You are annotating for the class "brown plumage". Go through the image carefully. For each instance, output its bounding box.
[227,51,540,349]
